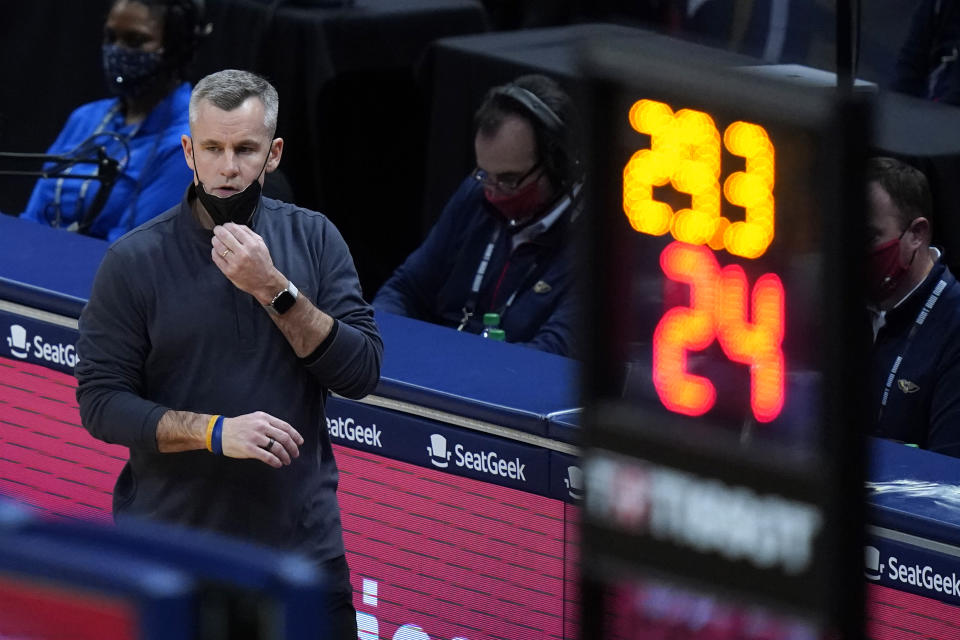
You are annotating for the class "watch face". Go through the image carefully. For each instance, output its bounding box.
[272,289,296,314]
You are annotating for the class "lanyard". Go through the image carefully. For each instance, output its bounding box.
[457,226,501,331]
[877,277,949,423]
[456,191,576,332]
[51,104,124,228]
[456,226,542,332]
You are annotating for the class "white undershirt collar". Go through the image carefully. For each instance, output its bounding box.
[510,182,582,250]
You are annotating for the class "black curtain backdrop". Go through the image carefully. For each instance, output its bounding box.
[0,1,114,216]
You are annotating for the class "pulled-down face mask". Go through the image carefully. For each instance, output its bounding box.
[192,147,271,227]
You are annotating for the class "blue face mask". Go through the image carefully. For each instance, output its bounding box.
[102,44,164,98]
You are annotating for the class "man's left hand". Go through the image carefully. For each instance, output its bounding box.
[212,223,286,305]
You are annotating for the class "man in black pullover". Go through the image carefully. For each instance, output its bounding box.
[75,69,382,639]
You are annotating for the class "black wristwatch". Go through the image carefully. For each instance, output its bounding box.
[266,280,299,315]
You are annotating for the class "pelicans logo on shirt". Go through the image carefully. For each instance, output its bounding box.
[898,379,920,394]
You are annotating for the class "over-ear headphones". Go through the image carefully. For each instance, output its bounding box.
[147,0,211,76]
[476,75,582,192]
[489,84,564,133]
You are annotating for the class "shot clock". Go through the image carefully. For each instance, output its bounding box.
[624,100,784,424]
[578,38,869,639]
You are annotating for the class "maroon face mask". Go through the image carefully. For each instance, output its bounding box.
[866,229,915,303]
[484,177,551,226]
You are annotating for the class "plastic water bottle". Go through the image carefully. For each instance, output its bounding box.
[485,328,506,341]
[480,312,501,339]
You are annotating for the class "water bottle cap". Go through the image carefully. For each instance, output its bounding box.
[487,328,506,341]
[482,312,500,327]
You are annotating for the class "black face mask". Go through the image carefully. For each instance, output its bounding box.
[192,147,270,226]
[102,44,165,98]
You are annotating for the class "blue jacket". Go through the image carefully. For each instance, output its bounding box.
[373,177,580,357]
[871,260,960,456]
[20,83,193,242]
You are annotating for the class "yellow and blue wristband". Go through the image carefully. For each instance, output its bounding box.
[206,415,224,455]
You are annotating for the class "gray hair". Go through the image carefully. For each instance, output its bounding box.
[189,69,279,135]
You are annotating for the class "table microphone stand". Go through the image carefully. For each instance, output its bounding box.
[0,148,120,235]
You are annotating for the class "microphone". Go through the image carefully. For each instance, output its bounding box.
[77,146,121,235]
[0,137,124,235]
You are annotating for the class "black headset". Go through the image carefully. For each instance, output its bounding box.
[490,84,564,133]
[484,79,580,191]
[150,0,211,76]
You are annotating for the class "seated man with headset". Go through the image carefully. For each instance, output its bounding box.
[373,74,584,357]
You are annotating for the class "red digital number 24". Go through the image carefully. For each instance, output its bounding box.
[653,241,785,423]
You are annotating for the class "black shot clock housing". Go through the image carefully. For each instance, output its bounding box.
[577,36,869,640]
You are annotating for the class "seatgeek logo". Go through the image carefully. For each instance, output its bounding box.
[326,415,383,448]
[427,434,527,482]
[6,323,78,368]
[865,545,960,599]
[565,464,583,500]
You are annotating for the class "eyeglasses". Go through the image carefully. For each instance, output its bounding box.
[471,162,542,192]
